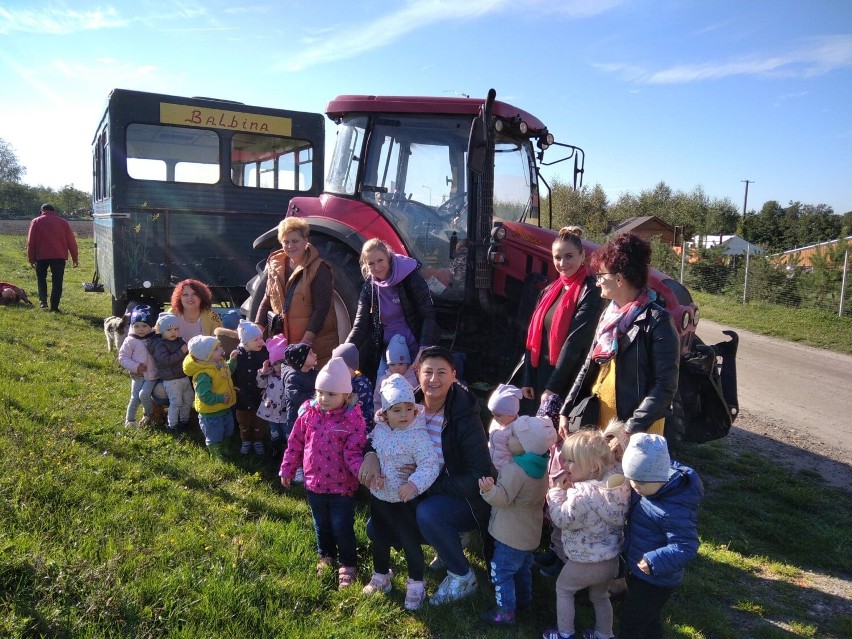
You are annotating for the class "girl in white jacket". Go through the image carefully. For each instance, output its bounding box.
[543,430,631,639]
[118,305,158,428]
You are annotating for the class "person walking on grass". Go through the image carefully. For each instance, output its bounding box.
[26,203,78,312]
[183,335,235,461]
[279,357,366,590]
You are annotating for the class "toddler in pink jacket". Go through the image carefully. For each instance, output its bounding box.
[118,305,159,428]
[279,357,366,590]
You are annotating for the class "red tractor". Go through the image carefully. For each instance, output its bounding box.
[244,90,738,447]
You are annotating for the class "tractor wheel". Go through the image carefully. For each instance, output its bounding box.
[664,391,686,454]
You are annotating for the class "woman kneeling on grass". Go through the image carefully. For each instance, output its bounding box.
[359,345,493,606]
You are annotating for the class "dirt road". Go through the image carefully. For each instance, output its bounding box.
[697,320,852,490]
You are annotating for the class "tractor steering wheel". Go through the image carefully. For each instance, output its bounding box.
[434,192,468,220]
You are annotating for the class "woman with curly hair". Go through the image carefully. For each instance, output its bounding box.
[560,233,679,437]
[171,279,223,341]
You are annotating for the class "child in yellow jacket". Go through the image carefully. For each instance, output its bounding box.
[183,335,236,460]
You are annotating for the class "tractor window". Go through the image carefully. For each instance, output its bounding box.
[361,115,470,301]
[326,116,366,196]
[126,123,220,184]
[493,135,538,223]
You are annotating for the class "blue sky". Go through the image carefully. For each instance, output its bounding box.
[1,0,851,215]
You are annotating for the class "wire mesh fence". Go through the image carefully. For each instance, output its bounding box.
[674,245,851,318]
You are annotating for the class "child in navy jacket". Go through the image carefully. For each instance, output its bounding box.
[619,434,704,639]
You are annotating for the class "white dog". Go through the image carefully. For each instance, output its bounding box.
[104,314,130,351]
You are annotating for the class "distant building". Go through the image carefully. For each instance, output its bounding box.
[608,216,676,244]
[774,235,852,268]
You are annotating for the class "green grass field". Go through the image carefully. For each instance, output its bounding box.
[1,236,850,638]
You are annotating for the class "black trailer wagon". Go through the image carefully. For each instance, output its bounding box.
[91,88,325,315]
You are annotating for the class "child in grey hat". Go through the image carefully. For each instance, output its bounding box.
[619,433,704,639]
[148,312,192,434]
[361,374,440,611]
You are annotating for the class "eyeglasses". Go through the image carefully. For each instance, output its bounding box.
[594,272,614,282]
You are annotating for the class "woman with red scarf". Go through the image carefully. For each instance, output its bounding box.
[522,227,603,406]
[559,233,680,437]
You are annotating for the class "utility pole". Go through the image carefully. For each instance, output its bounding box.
[741,180,754,237]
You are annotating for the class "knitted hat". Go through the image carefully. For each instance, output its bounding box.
[488,384,522,416]
[237,320,263,346]
[284,343,311,370]
[332,343,360,371]
[156,312,180,333]
[622,433,674,482]
[513,415,557,455]
[266,335,288,365]
[602,418,630,452]
[219,309,241,330]
[385,334,411,365]
[315,357,353,394]
[130,304,155,327]
[187,335,219,362]
[379,373,415,410]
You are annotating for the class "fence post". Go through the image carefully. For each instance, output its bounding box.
[742,245,751,304]
[840,249,849,318]
[679,241,686,283]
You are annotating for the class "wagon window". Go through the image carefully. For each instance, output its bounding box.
[126,123,220,184]
[231,133,314,191]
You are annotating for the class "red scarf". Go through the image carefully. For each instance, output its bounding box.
[526,267,588,367]
[591,288,655,363]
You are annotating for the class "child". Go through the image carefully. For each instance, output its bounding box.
[478,415,556,626]
[256,335,288,457]
[602,417,630,474]
[543,430,631,639]
[486,384,525,471]
[229,320,270,455]
[281,342,319,482]
[372,334,418,409]
[183,335,236,460]
[361,374,440,611]
[118,304,159,428]
[147,312,192,434]
[331,343,375,432]
[279,357,366,590]
[619,434,704,639]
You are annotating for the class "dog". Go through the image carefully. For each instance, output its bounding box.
[104,314,130,351]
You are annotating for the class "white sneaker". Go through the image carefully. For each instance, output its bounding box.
[293,467,304,483]
[404,578,427,610]
[362,570,393,595]
[429,569,477,606]
[239,441,251,455]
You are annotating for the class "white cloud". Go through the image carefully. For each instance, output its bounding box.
[597,35,852,84]
[0,5,127,35]
[277,0,621,72]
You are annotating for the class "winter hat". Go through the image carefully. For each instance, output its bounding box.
[488,384,523,417]
[130,304,155,327]
[380,373,415,410]
[513,415,558,456]
[266,335,288,365]
[332,343,360,371]
[219,309,241,330]
[284,343,311,370]
[602,418,630,452]
[315,357,353,394]
[622,433,674,483]
[156,312,180,333]
[385,334,411,365]
[188,335,219,362]
[237,320,263,346]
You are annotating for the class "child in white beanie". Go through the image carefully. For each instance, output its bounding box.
[477,415,557,626]
[619,434,704,639]
[148,312,192,434]
[486,384,525,471]
[543,430,632,639]
[182,335,235,460]
[229,320,270,455]
[372,334,418,410]
[361,374,440,611]
[118,304,159,428]
[279,357,366,591]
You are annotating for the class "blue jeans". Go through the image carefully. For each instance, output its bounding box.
[306,491,357,567]
[126,378,157,422]
[268,421,287,443]
[162,377,193,427]
[416,494,487,576]
[490,540,533,611]
[198,411,234,446]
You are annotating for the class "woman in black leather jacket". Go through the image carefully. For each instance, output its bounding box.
[560,233,679,437]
